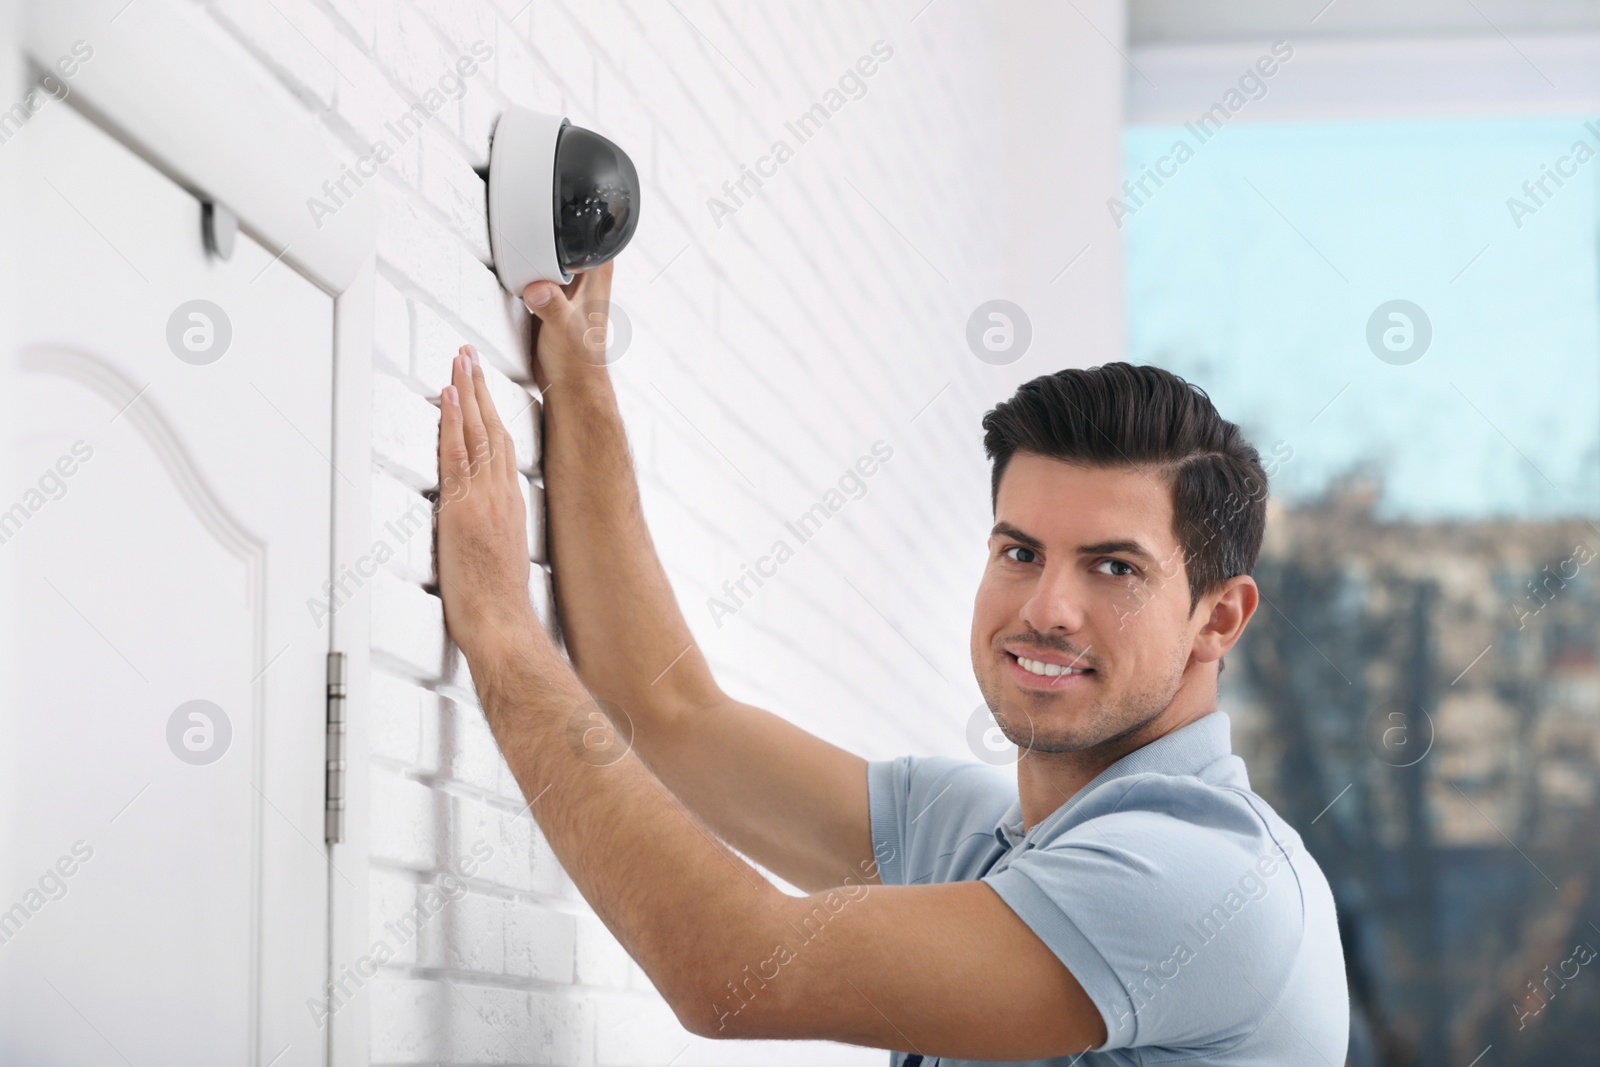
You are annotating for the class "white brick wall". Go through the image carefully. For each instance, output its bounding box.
[196,0,1123,1062]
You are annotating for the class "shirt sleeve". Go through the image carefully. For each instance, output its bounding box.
[867,755,1012,888]
[866,756,914,886]
[981,780,1309,1052]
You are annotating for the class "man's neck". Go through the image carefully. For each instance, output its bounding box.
[1013,699,1216,833]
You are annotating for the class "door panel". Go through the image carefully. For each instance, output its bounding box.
[1,99,335,1065]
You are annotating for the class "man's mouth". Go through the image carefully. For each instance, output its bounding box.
[1002,646,1096,688]
[1012,653,1091,678]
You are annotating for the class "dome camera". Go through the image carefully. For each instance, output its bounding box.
[484,106,642,296]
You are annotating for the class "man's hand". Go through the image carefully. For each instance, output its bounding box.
[521,260,615,392]
[435,345,538,666]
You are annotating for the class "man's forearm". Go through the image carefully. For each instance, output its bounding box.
[543,373,717,717]
[469,629,783,1025]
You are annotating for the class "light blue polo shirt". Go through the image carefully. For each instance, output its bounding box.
[866,711,1348,1066]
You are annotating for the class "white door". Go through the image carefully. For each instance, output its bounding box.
[0,99,336,1065]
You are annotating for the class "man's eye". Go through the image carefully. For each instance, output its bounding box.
[1003,545,1038,565]
[1097,558,1135,577]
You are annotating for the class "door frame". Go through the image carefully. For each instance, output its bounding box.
[21,2,378,1063]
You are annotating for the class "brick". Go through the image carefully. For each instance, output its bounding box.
[444,642,475,695]
[376,181,461,308]
[329,37,420,190]
[503,898,577,983]
[367,867,422,967]
[595,993,690,1066]
[533,4,592,112]
[452,795,532,892]
[410,0,494,59]
[370,468,435,584]
[416,888,504,974]
[373,273,411,378]
[211,0,338,111]
[369,764,441,870]
[368,976,446,1062]
[323,0,376,47]
[459,79,500,168]
[529,821,565,896]
[441,692,504,792]
[371,371,442,490]
[574,911,631,988]
[494,19,561,111]
[368,668,427,766]
[374,0,455,104]
[458,255,532,381]
[409,298,461,396]
[528,989,594,1065]
[482,364,540,473]
[369,978,542,1064]
[419,123,492,263]
[371,570,447,680]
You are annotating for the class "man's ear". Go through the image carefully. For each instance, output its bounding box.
[1192,575,1259,665]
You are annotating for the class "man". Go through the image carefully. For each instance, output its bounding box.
[433,260,1349,1064]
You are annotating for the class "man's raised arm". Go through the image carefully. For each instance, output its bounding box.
[521,263,874,893]
[433,347,1105,1056]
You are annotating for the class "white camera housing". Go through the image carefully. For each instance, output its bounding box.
[485,106,641,297]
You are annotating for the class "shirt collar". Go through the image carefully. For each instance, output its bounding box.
[992,710,1236,848]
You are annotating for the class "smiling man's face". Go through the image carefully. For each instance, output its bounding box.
[970,451,1207,757]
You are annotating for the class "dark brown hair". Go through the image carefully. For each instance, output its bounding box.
[981,362,1269,617]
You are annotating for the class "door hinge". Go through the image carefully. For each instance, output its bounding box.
[324,652,347,844]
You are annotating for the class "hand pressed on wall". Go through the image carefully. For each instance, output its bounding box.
[435,345,538,666]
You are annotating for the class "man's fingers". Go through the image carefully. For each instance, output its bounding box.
[466,345,515,484]
[438,381,469,485]
[580,260,614,307]
[453,348,491,471]
[522,280,575,326]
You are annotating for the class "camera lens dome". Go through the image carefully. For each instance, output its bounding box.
[552,124,640,273]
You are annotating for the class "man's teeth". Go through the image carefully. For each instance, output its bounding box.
[1015,655,1088,678]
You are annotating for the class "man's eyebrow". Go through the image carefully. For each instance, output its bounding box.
[985,521,1164,563]
[1077,539,1158,563]
[991,524,1163,564]
[990,521,1044,550]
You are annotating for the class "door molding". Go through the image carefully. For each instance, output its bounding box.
[24,0,377,294]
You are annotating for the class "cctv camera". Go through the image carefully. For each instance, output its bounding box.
[485,107,642,296]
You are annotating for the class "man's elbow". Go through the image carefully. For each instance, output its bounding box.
[673,996,737,1041]
[666,956,805,1041]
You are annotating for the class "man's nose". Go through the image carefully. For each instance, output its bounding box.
[1018,563,1088,636]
